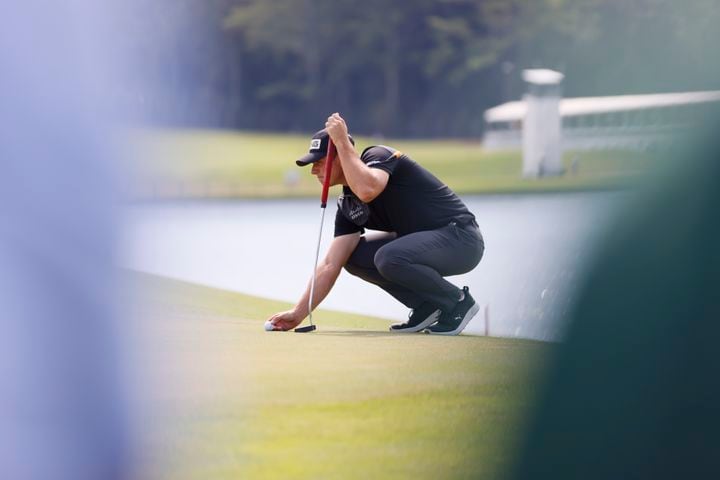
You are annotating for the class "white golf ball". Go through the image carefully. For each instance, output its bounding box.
[264,320,274,331]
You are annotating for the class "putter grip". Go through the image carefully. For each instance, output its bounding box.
[321,139,335,208]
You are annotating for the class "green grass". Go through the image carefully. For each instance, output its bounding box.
[126,128,652,198]
[126,272,552,479]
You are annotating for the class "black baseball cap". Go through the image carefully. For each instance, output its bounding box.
[296,129,354,166]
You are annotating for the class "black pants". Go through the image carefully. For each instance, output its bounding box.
[344,221,484,312]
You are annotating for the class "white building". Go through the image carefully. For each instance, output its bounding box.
[484,90,720,151]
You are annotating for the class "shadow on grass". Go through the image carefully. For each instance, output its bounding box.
[304,329,396,337]
[310,329,482,339]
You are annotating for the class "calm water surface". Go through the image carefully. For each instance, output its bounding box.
[122,192,626,341]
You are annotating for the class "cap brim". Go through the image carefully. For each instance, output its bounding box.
[296,151,325,166]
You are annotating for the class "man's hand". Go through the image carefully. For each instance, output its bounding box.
[265,233,361,332]
[325,112,349,144]
[266,309,303,331]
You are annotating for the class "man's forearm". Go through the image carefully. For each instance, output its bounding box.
[334,137,381,202]
[293,261,342,319]
[335,137,365,185]
[325,113,387,202]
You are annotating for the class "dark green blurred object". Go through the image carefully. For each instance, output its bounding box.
[510,119,720,479]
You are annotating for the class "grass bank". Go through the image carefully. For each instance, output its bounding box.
[126,272,552,479]
[127,128,651,199]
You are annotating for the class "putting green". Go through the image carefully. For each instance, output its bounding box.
[126,272,552,479]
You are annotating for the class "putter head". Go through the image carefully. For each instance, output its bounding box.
[294,324,317,333]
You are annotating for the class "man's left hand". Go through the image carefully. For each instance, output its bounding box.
[325,112,348,143]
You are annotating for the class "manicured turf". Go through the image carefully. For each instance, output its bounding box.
[126,272,552,479]
[127,128,652,198]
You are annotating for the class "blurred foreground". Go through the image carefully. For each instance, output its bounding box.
[511,120,720,478]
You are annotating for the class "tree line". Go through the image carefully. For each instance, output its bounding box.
[129,0,720,137]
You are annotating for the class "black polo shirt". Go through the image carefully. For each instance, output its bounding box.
[334,145,476,237]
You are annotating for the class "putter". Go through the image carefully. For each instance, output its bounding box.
[295,138,336,333]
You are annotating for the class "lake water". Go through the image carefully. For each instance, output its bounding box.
[121,192,625,341]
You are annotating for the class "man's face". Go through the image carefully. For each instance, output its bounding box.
[310,156,340,186]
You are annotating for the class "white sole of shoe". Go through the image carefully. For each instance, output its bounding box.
[425,302,479,336]
[388,310,441,333]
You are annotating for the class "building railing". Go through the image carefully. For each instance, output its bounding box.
[483,123,692,151]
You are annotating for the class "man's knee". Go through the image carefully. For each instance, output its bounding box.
[374,245,408,279]
[343,260,363,278]
[344,250,377,279]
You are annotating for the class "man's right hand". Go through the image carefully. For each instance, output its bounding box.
[266,233,360,332]
[266,309,303,331]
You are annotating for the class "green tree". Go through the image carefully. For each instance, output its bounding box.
[224,0,542,135]
[131,0,720,136]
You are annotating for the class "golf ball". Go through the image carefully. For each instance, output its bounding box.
[264,320,274,331]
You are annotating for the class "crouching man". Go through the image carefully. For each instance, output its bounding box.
[267,113,484,335]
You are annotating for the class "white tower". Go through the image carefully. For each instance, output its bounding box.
[522,69,565,177]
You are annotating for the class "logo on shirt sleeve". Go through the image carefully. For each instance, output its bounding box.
[366,149,402,167]
[338,193,370,225]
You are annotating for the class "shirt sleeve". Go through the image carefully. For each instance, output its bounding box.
[360,145,402,176]
[334,204,364,237]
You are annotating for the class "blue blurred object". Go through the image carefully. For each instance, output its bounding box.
[0,2,133,479]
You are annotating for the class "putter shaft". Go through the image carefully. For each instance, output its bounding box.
[307,206,326,326]
[301,138,335,333]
